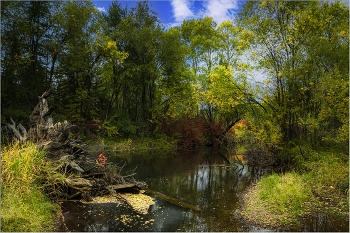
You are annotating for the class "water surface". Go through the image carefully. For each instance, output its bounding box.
[60,148,349,232]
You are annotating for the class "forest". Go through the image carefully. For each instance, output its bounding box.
[1,0,348,152]
[1,1,349,231]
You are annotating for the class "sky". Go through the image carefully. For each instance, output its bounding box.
[92,0,350,29]
[91,0,245,30]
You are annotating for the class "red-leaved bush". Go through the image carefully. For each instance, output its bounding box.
[160,114,225,148]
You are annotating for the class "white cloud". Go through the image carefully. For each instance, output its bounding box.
[168,0,194,28]
[171,0,193,21]
[168,0,239,29]
[95,7,106,13]
[201,0,239,26]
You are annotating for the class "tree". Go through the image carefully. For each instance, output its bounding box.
[178,18,259,137]
[1,1,54,124]
[237,1,349,147]
[49,1,127,124]
[100,1,164,136]
[154,27,192,122]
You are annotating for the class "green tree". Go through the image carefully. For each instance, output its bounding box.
[101,1,163,136]
[1,1,54,124]
[49,1,127,123]
[178,18,259,136]
[154,27,193,122]
[237,1,349,147]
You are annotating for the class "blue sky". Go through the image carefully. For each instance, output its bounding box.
[92,0,350,29]
[92,0,245,29]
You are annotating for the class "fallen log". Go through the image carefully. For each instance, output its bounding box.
[144,188,201,212]
[118,192,155,214]
[108,183,143,191]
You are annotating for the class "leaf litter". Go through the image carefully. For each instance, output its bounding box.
[80,190,155,215]
[118,192,155,214]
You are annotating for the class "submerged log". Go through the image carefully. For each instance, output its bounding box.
[144,188,201,212]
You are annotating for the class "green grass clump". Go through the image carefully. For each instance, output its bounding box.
[1,141,59,232]
[304,150,349,192]
[1,187,57,232]
[258,171,312,216]
[1,141,47,188]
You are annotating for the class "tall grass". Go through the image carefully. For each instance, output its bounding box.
[1,141,59,232]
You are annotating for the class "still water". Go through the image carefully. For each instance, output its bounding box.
[61,148,349,232]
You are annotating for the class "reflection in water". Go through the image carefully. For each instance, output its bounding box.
[60,148,349,232]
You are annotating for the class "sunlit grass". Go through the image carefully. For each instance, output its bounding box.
[258,171,312,216]
[1,141,47,189]
[1,141,59,232]
[1,187,57,232]
[257,148,349,219]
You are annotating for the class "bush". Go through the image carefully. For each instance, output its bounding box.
[159,114,225,148]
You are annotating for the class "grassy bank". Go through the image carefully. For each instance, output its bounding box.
[238,146,349,229]
[1,142,60,232]
[87,134,178,153]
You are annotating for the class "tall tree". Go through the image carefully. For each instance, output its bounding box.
[50,1,127,123]
[1,1,54,124]
[103,1,163,136]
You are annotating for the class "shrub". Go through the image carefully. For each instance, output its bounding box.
[159,115,225,148]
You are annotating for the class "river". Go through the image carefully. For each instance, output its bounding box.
[60,147,349,232]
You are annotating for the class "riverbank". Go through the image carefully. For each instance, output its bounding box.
[0,135,176,232]
[51,208,67,231]
[1,142,61,232]
[237,147,349,231]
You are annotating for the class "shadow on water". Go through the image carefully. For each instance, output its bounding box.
[60,147,349,232]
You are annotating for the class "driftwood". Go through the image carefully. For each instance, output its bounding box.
[6,87,144,202]
[6,117,27,144]
[65,178,95,201]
